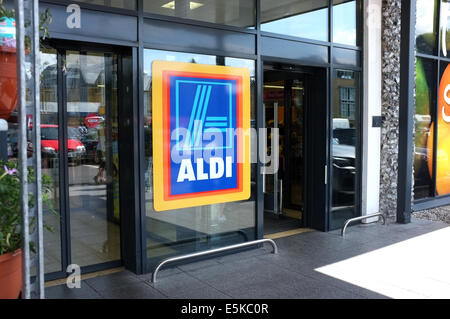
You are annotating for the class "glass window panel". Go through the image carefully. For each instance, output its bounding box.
[144,0,255,28]
[416,0,438,55]
[333,0,358,46]
[261,0,328,42]
[143,49,256,270]
[330,70,360,230]
[434,61,450,196]
[414,58,435,199]
[39,49,63,274]
[66,51,121,267]
[441,0,450,57]
[72,0,136,10]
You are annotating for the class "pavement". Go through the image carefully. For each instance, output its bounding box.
[45,217,450,299]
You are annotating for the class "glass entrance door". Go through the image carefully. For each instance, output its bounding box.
[65,51,121,268]
[41,47,122,277]
[263,67,305,235]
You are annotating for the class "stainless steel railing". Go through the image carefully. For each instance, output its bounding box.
[341,213,386,237]
[152,239,278,283]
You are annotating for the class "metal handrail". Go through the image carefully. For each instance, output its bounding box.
[341,213,386,237]
[152,239,278,283]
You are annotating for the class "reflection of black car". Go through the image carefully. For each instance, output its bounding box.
[333,128,356,146]
[332,128,356,207]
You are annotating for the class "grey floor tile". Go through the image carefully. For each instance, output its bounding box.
[84,271,141,292]
[215,248,269,264]
[284,276,363,299]
[255,247,390,299]
[189,258,306,293]
[186,257,266,282]
[139,267,183,282]
[44,219,449,299]
[164,285,232,299]
[45,283,102,299]
[300,271,390,299]
[150,272,212,296]
[225,282,300,299]
[177,259,221,272]
[98,281,167,299]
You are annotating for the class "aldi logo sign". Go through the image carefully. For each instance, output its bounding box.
[152,61,251,211]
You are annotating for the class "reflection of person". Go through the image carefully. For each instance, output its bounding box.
[78,122,88,136]
[210,203,226,227]
[144,119,153,191]
[94,124,106,184]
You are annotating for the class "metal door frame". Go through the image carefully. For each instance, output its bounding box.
[44,42,126,281]
[261,62,317,227]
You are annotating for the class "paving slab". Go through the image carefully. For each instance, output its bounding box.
[45,218,450,299]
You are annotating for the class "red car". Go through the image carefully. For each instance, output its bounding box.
[41,124,86,165]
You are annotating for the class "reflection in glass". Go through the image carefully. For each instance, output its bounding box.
[261,0,328,42]
[263,80,282,218]
[262,72,304,235]
[435,61,450,195]
[73,0,136,10]
[414,58,435,199]
[416,0,438,55]
[39,49,62,274]
[333,0,357,46]
[143,49,256,270]
[66,51,121,267]
[331,70,360,230]
[441,0,450,56]
[144,0,255,28]
[289,80,304,208]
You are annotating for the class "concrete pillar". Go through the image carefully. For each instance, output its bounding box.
[362,0,382,222]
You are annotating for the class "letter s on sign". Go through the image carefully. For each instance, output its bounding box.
[443,85,450,123]
[66,4,81,29]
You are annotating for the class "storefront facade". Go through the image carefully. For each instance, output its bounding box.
[1,0,369,280]
[413,0,450,211]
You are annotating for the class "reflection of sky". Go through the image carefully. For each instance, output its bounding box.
[260,1,357,45]
[143,49,255,78]
[333,1,357,46]
[40,52,56,72]
[416,0,435,37]
[144,49,215,76]
[261,8,328,42]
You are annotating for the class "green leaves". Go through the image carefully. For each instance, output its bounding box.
[0,3,53,51]
[0,160,58,255]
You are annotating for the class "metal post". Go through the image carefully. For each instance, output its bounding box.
[32,0,44,299]
[16,0,44,299]
[152,239,278,283]
[15,0,31,300]
[279,179,283,214]
[397,0,416,224]
[0,119,7,160]
[341,213,386,237]
[273,102,278,215]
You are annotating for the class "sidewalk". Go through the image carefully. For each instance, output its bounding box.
[45,217,450,299]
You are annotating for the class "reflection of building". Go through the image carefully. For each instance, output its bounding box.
[334,71,357,126]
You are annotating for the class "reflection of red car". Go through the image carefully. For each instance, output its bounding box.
[41,124,86,164]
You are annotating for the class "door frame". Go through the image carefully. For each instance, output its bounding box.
[262,67,307,217]
[44,40,132,281]
[261,60,330,232]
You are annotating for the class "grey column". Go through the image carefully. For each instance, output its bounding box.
[396,0,416,224]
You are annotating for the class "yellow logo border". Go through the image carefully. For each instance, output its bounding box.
[152,60,251,212]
